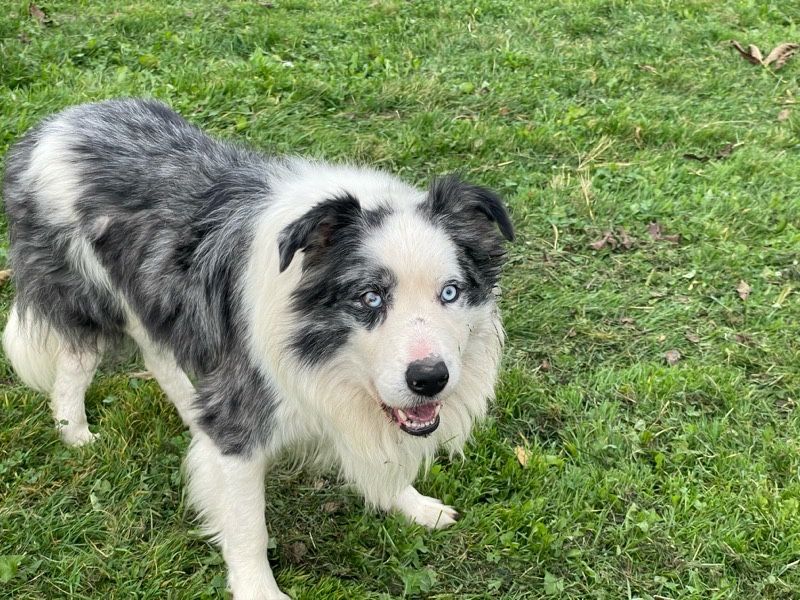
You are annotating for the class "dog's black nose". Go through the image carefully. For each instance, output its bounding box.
[406,358,449,397]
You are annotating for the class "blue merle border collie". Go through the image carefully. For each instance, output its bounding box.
[2,99,513,599]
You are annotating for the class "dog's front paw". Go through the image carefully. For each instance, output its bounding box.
[228,564,292,600]
[392,485,459,529]
[231,583,292,600]
[233,591,291,600]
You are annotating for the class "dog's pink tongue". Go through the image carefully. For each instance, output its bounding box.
[405,403,438,421]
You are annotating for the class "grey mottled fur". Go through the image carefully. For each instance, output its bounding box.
[3,99,282,454]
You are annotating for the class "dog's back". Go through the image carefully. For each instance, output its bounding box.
[3,99,272,375]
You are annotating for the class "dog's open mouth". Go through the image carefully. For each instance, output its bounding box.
[382,402,441,436]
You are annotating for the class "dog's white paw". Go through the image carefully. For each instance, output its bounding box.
[393,486,459,529]
[234,592,291,600]
[232,592,290,600]
[232,586,291,600]
[60,425,98,447]
[229,566,292,600]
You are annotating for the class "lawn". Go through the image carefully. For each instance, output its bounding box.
[1,0,800,598]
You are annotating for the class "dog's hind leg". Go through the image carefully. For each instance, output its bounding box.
[3,303,101,446]
[126,318,197,430]
[51,345,102,446]
[185,433,290,600]
[3,303,60,394]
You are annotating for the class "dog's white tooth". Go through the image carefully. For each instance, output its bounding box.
[396,409,408,422]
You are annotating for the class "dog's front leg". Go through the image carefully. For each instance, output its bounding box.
[186,433,290,600]
[390,484,459,529]
[338,448,458,530]
[218,454,289,600]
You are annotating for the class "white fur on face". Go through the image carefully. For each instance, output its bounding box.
[354,209,470,409]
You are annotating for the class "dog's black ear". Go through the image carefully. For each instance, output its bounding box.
[278,193,362,272]
[429,175,514,241]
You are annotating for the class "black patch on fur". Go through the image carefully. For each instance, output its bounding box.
[280,197,394,365]
[419,175,514,306]
[278,193,363,273]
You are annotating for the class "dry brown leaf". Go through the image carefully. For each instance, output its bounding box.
[588,228,634,251]
[647,222,680,244]
[589,231,615,250]
[515,446,530,467]
[539,359,550,372]
[322,501,341,513]
[634,126,643,145]
[736,280,751,301]
[647,221,663,239]
[715,143,735,159]
[730,40,799,69]
[685,331,700,343]
[683,143,738,163]
[0,270,11,285]
[731,40,764,65]
[639,64,658,74]
[778,108,791,122]
[285,541,307,563]
[664,349,681,366]
[617,227,634,250]
[619,317,636,326]
[734,333,754,345]
[763,43,800,69]
[128,370,154,380]
[29,3,48,25]
[682,152,710,162]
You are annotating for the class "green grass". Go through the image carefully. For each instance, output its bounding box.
[2,0,800,598]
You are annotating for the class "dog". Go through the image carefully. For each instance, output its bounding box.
[2,98,514,599]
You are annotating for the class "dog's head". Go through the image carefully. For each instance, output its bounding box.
[278,174,513,437]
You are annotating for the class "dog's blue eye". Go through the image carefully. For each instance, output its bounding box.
[440,284,459,303]
[361,291,383,309]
